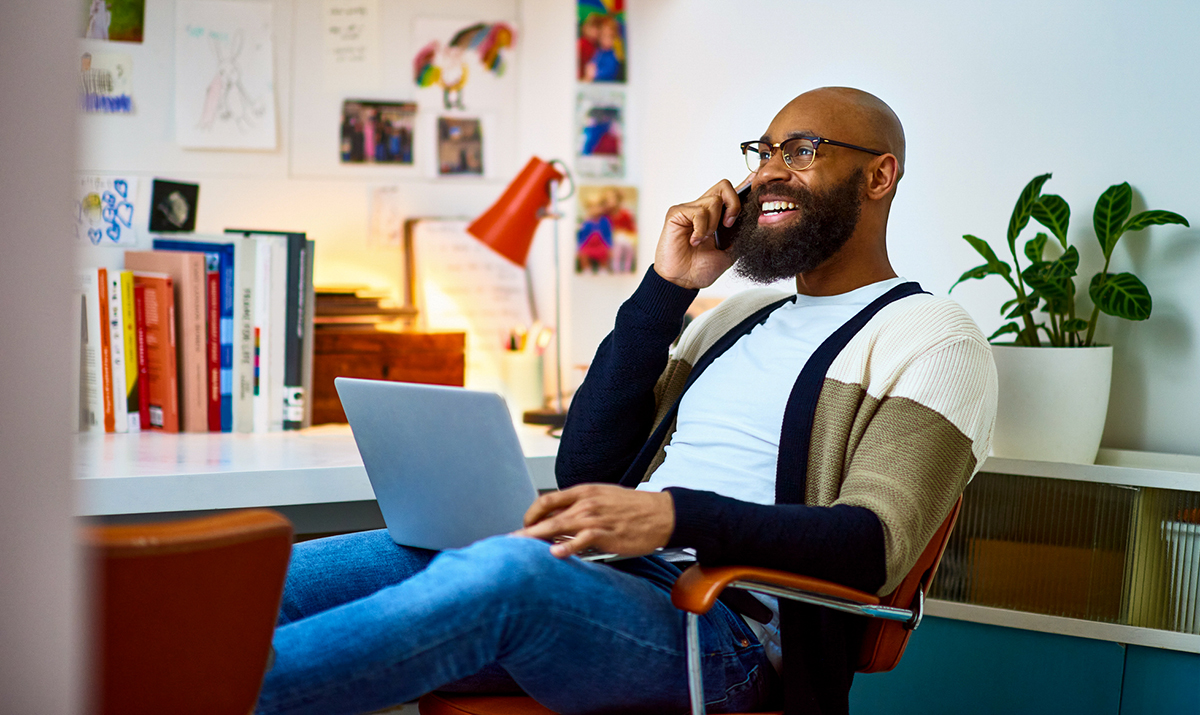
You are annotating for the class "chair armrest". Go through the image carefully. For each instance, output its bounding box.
[671,564,880,615]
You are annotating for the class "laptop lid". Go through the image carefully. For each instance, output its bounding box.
[335,377,539,551]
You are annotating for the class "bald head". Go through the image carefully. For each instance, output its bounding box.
[773,87,906,182]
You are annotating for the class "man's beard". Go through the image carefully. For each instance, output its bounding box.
[727,171,866,284]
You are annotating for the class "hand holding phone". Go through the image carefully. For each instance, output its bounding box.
[714,183,752,251]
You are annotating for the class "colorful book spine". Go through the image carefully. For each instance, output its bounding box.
[133,282,151,430]
[106,271,129,433]
[132,272,180,432]
[119,271,140,431]
[205,260,221,432]
[97,268,115,433]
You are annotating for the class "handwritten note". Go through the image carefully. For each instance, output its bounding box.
[412,220,533,393]
[322,0,380,89]
[76,175,139,245]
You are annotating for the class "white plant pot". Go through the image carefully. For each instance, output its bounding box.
[990,345,1113,464]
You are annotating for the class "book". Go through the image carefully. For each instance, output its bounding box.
[96,268,115,432]
[78,269,107,432]
[226,229,309,431]
[154,238,235,431]
[125,251,208,432]
[133,282,151,429]
[119,271,141,431]
[205,259,221,431]
[300,239,315,429]
[132,272,179,432]
[106,271,130,433]
[250,234,287,432]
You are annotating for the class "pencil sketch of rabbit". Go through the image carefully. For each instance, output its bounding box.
[198,31,264,132]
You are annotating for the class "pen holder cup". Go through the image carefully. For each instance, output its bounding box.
[502,352,544,417]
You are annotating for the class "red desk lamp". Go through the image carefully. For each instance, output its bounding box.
[468,157,573,428]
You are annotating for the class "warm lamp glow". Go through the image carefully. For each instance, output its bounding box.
[467,157,564,267]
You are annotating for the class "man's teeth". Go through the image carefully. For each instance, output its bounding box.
[761,201,798,214]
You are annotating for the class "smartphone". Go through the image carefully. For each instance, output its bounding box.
[714,183,752,251]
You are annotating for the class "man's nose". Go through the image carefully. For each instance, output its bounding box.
[753,150,793,187]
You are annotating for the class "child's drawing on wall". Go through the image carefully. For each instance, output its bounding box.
[82,0,144,43]
[577,0,625,83]
[414,22,516,111]
[576,185,637,274]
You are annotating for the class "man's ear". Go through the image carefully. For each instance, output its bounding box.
[864,154,901,201]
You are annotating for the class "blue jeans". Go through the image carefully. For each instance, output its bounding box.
[255,530,777,715]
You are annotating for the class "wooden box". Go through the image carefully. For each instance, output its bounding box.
[312,330,465,425]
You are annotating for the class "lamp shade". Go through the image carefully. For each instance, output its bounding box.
[467,157,564,267]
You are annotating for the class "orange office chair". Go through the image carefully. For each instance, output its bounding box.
[85,509,294,715]
[420,496,962,715]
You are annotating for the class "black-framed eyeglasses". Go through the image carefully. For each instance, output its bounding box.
[740,136,884,172]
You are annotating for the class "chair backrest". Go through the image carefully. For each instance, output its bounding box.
[85,509,293,715]
[855,495,962,673]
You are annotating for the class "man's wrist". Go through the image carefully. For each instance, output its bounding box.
[632,265,698,323]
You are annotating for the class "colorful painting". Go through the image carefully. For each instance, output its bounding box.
[413,21,516,111]
[76,175,140,245]
[577,0,625,83]
[341,100,415,164]
[575,86,624,179]
[80,52,133,114]
[83,0,145,43]
[576,185,637,274]
[437,117,483,176]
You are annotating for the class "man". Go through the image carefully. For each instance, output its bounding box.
[255,87,996,715]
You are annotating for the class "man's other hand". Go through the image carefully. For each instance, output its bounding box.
[653,176,750,290]
[514,484,675,559]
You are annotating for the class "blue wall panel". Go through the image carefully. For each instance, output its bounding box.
[849,617,1125,715]
[1119,645,1200,715]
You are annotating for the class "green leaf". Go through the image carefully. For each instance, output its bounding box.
[1062,318,1089,332]
[1093,182,1133,259]
[1008,173,1053,254]
[1089,272,1152,321]
[1022,246,1079,314]
[1004,293,1041,319]
[962,234,1011,276]
[1024,233,1048,263]
[1031,194,1071,248]
[988,322,1021,342]
[950,264,990,292]
[1122,210,1190,233]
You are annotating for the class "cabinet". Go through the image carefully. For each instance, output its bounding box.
[311,330,465,425]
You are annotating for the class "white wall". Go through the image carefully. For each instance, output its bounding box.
[0,2,82,713]
[629,0,1200,457]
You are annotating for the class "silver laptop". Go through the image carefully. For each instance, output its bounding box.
[335,377,540,551]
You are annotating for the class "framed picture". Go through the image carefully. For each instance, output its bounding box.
[340,100,416,165]
[437,116,484,176]
[577,0,625,83]
[574,87,624,179]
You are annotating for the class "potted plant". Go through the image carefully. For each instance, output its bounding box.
[952,173,1188,463]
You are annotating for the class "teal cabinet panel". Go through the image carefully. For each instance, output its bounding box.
[849,617,1125,715]
[1119,645,1200,715]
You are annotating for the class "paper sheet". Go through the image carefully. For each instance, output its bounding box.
[76,175,139,245]
[322,0,380,89]
[411,220,533,393]
[175,0,277,150]
[80,52,134,114]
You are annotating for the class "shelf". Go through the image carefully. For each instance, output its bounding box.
[981,449,1200,491]
[927,599,1200,655]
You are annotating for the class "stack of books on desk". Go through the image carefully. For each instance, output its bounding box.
[77,230,315,434]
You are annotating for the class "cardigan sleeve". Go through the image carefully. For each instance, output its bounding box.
[555,266,697,489]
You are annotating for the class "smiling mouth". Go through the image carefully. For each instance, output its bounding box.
[758,200,800,224]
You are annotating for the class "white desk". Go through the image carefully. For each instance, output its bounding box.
[77,424,561,534]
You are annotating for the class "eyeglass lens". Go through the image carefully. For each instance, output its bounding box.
[743,138,817,172]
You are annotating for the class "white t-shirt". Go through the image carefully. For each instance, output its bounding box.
[637,276,907,671]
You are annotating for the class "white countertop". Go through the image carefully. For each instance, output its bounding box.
[76,424,561,516]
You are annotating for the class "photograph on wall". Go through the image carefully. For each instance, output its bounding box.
[76,175,140,245]
[80,52,134,114]
[175,0,277,150]
[574,86,624,179]
[576,185,637,274]
[437,117,483,176]
[149,179,200,233]
[340,100,415,164]
[413,20,517,111]
[83,0,145,42]
[577,0,625,83]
